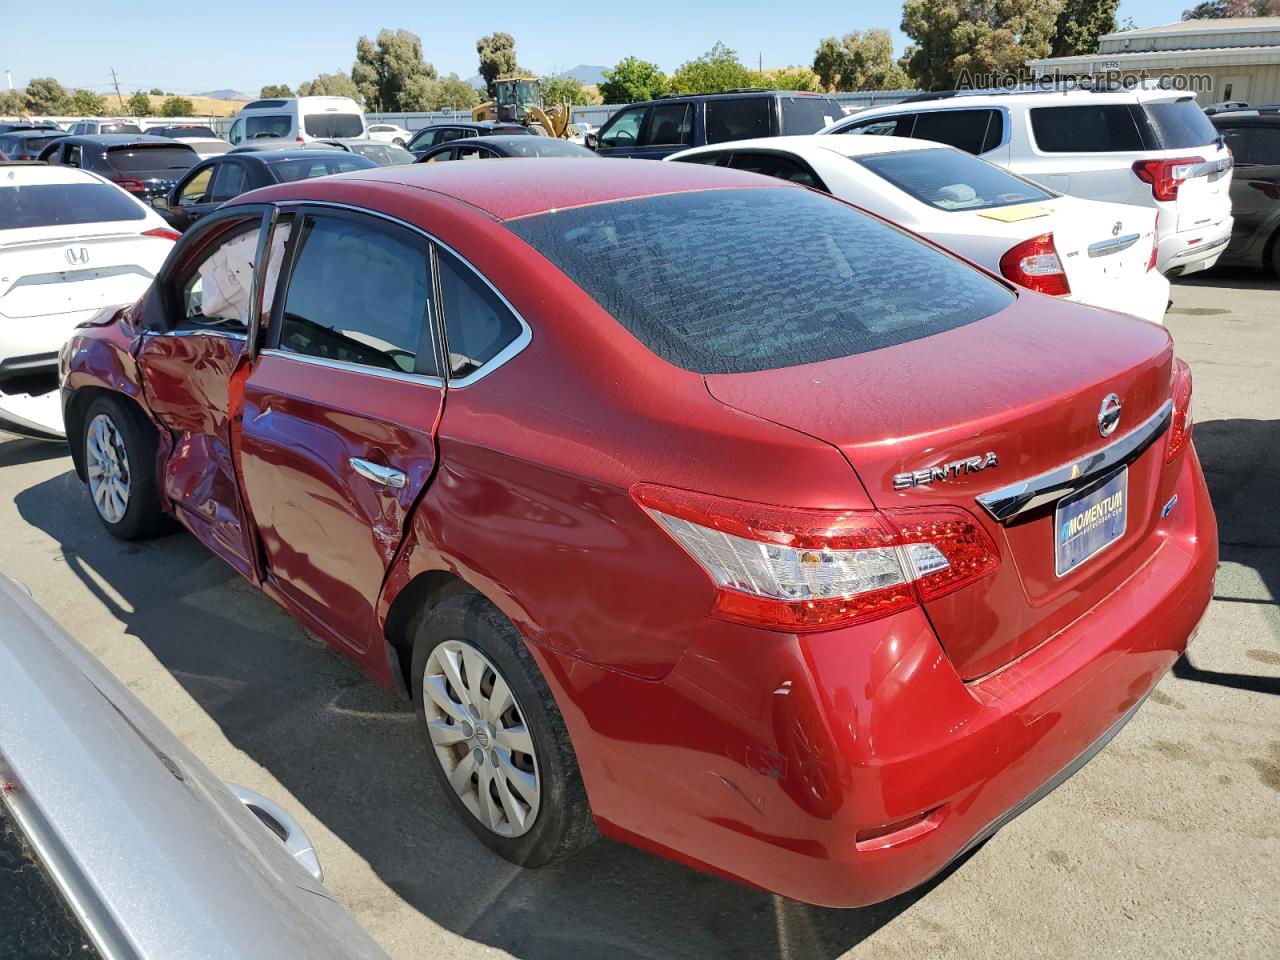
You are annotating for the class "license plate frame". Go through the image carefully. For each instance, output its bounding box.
[1054,467,1129,578]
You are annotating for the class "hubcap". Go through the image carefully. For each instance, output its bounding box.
[86,413,130,525]
[422,640,540,838]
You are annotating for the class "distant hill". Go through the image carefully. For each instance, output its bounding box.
[198,89,252,100]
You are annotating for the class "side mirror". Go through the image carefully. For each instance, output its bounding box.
[585,132,599,151]
[150,195,170,211]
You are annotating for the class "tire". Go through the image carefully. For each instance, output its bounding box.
[1270,234,1280,277]
[393,137,406,147]
[82,395,168,540]
[411,592,596,866]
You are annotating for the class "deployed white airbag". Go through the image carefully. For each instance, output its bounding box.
[198,224,291,323]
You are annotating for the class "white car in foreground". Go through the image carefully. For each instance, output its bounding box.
[0,164,177,439]
[365,122,412,146]
[668,135,1169,324]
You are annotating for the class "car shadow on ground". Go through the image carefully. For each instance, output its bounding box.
[14,465,961,960]
[1173,266,1280,292]
[1176,416,1280,696]
[0,437,67,468]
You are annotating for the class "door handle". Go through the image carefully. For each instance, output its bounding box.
[349,458,406,489]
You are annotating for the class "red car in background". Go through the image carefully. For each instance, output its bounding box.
[60,159,1216,907]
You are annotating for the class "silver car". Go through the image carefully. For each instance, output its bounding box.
[0,576,388,960]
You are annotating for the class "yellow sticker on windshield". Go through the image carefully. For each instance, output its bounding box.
[979,204,1053,223]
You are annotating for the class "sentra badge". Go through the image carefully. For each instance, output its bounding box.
[893,452,999,490]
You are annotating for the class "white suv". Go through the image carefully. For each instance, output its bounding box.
[822,89,1234,276]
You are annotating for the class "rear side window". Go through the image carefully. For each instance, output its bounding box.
[859,149,1054,211]
[1142,101,1218,149]
[246,115,291,139]
[507,188,1013,374]
[267,157,370,181]
[1030,105,1144,153]
[437,248,523,378]
[841,114,914,138]
[724,151,826,189]
[0,181,146,228]
[705,98,772,144]
[278,214,433,375]
[780,96,842,134]
[303,113,364,138]
[1217,124,1280,164]
[911,109,1003,155]
[104,147,195,172]
[642,102,692,146]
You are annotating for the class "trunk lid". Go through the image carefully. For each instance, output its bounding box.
[0,227,170,319]
[1032,196,1157,300]
[704,293,1177,679]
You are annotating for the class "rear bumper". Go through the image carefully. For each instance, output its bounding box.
[539,445,1217,907]
[1158,217,1233,276]
[1070,268,1170,325]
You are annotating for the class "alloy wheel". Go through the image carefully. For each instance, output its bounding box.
[86,413,131,525]
[422,639,541,838]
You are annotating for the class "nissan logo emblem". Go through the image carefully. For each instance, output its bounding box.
[65,247,89,266]
[1098,393,1122,438]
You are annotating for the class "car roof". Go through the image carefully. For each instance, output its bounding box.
[1212,112,1280,124]
[626,90,832,109]
[252,156,793,221]
[4,128,66,139]
[675,134,951,160]
[57,134,186,147]
[842,88,1194,118]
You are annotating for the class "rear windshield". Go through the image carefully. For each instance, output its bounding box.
[507,188,1013,374]
[303,113,364,138]
[267,156,372,181]
[105,146,196,173]
[0,181,146,228]
[165,125,217,138]
[497,139,592,157]
[1142,101,1218,149]
[780,96,842,134]
[1030,105,1144,153]
[100,122,142,135]
[859,148,1055,211]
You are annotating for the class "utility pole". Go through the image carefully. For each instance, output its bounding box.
[110,67,123,111]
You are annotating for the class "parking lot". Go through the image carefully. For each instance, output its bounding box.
[0,269,1275,960]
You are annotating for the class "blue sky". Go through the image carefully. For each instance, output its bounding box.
[5,0,1190,95]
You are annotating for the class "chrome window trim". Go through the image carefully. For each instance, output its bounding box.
[153,328,247,340]
[259,348,444,388]
[1087,233,1140,258]
[268,199,532,388]
[975,399,1173,523]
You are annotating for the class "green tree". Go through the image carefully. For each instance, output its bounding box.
[1183,0,1276,16]
[296,72,359,99]
[69,89,108,115]
[813,29,909,91]
[476,32,521,98]
[765,67,821,92]
[352,28,439,111]
[148,87,164,96]
[901,0,1061,91]
[543,73,593,106]
[434,73,481,110]
[259,83,294,97]
[159,96,194,117]
[23,77,70,115]
[127,90,152,116]
[598,57,668,104]
[670,42,760,95]
[1052,0,1120,56]
[0,90,25,115]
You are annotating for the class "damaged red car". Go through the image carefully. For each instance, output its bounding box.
[60,159,1216,906]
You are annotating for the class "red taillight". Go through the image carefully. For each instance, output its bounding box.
[631,484,1000,632]
[999,233,1071,296]
[1132,156,1204,202]
[1148,212,1160,272]
[1166,358,1194,463]
[296,136,304,142]
[114,178,146,194]
[141,227,180,242]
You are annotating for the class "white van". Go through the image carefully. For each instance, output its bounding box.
[822,89,1234,276]
[226,96,366,146]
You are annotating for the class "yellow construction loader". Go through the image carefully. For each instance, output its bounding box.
[472,77,574,138]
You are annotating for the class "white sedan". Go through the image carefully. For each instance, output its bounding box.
[667,136,1170,325]
[365,123,412,147]
[0,164,177,439]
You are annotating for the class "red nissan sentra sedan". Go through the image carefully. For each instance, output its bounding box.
[59,159,1216,907]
